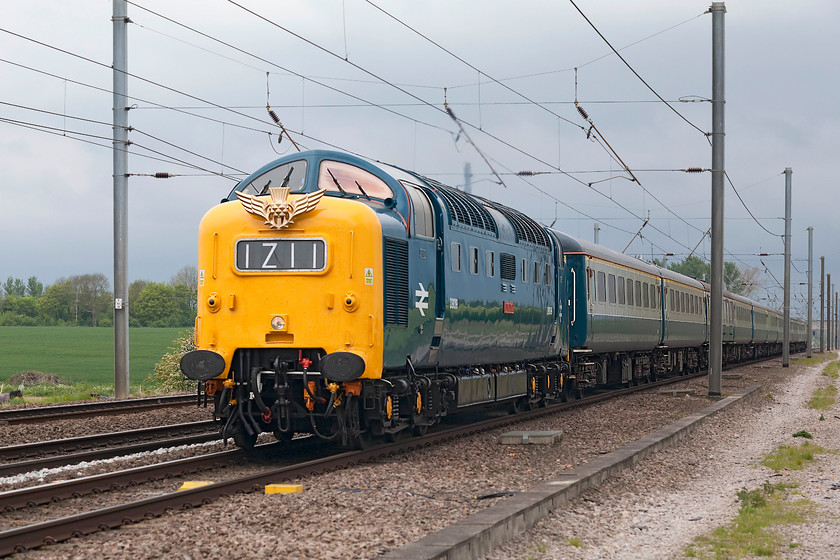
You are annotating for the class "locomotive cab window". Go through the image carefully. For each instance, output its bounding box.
[402,182,435,238]
[318,160,393,199]
[235,159,308,197]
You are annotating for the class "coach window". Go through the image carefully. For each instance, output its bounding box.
[318,160,393,199]
[450,242,462,272]
[608,274,616,303]
[597,271,607,302]
[670,289,675,311]
[402,182,435,238]
[626,278,634,306]
[617,275,626,304]
[635,280,642,307]
[469,247,479,275]
[643,282,650,308]
[650,285,657,309]
[486,250,495,278]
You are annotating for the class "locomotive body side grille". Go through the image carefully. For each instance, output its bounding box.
[384,237,409,325]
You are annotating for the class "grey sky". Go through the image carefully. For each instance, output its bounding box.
[1,1,837,317]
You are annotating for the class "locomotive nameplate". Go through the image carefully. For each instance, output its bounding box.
[235,238,326,272]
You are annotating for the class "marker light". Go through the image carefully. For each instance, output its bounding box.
[271,316,287,331]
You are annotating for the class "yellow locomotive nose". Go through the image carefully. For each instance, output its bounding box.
[192,195,384,381]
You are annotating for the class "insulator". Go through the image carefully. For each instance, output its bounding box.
[576,105,589,120]
[684,167,704,173]
[516,171,537,176]
[154,172,171,179]
[267,108,281,125]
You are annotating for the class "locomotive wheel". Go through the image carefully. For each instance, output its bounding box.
[346,395,373,450]
[273,430,293,444]
[231,421,257,450]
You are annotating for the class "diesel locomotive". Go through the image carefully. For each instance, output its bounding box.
[180,150,807,449]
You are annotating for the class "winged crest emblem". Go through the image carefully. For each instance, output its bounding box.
[236,187,326,230]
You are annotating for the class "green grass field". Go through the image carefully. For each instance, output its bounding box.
[0,326,188,386]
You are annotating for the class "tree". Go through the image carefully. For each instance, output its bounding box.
[662,257,753,294]
[38,280,75,325]
[667,256,708,282]
[66,273,110,326]
[26,276,43,298]
[3,277,26,297]
[132,282,177,327]
[170,265,198,326]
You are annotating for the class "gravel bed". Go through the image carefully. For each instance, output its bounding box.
[0,403,212,446]
[3,360,810,560]
[488,354,840,559]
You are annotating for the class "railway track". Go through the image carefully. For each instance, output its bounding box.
[0,421,217,462]
[0,395,199,426]
[0,369,709,557]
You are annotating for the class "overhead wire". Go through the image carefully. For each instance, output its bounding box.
[568,0,709,139]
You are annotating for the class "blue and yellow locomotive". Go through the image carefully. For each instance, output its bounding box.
[180,150,807,448]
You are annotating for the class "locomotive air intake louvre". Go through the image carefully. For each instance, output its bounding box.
[384,237,409,325]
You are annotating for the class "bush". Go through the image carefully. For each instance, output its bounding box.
[149,330,196,393]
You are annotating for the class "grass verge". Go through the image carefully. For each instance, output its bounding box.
[807,385,837,410]
[823,360,840,380]
[684,482,812,558]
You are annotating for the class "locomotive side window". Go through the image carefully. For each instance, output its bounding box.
[608,274,616,303]
[534,262,540,285]
[319,160,393,199]
[402,182,435,238]
[450,242,462,272]
[597,271,606,302]
[626,278,634,306]
[521,259,528,283]
[486,251,495,278]
[617,275,626,305]
[237,160,308,197]
[544,263,551,286]
[469,247,479,275]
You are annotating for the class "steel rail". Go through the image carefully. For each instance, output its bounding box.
[0,433,223,479]
[0,421,217,461]
[0,395,199,425]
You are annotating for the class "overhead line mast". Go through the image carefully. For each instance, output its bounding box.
[113,0,130,399]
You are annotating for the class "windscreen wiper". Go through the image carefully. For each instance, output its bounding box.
[280,166,294,188]
[258,179,272,195]
[326,168,347,194]
[354,181,371,200]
